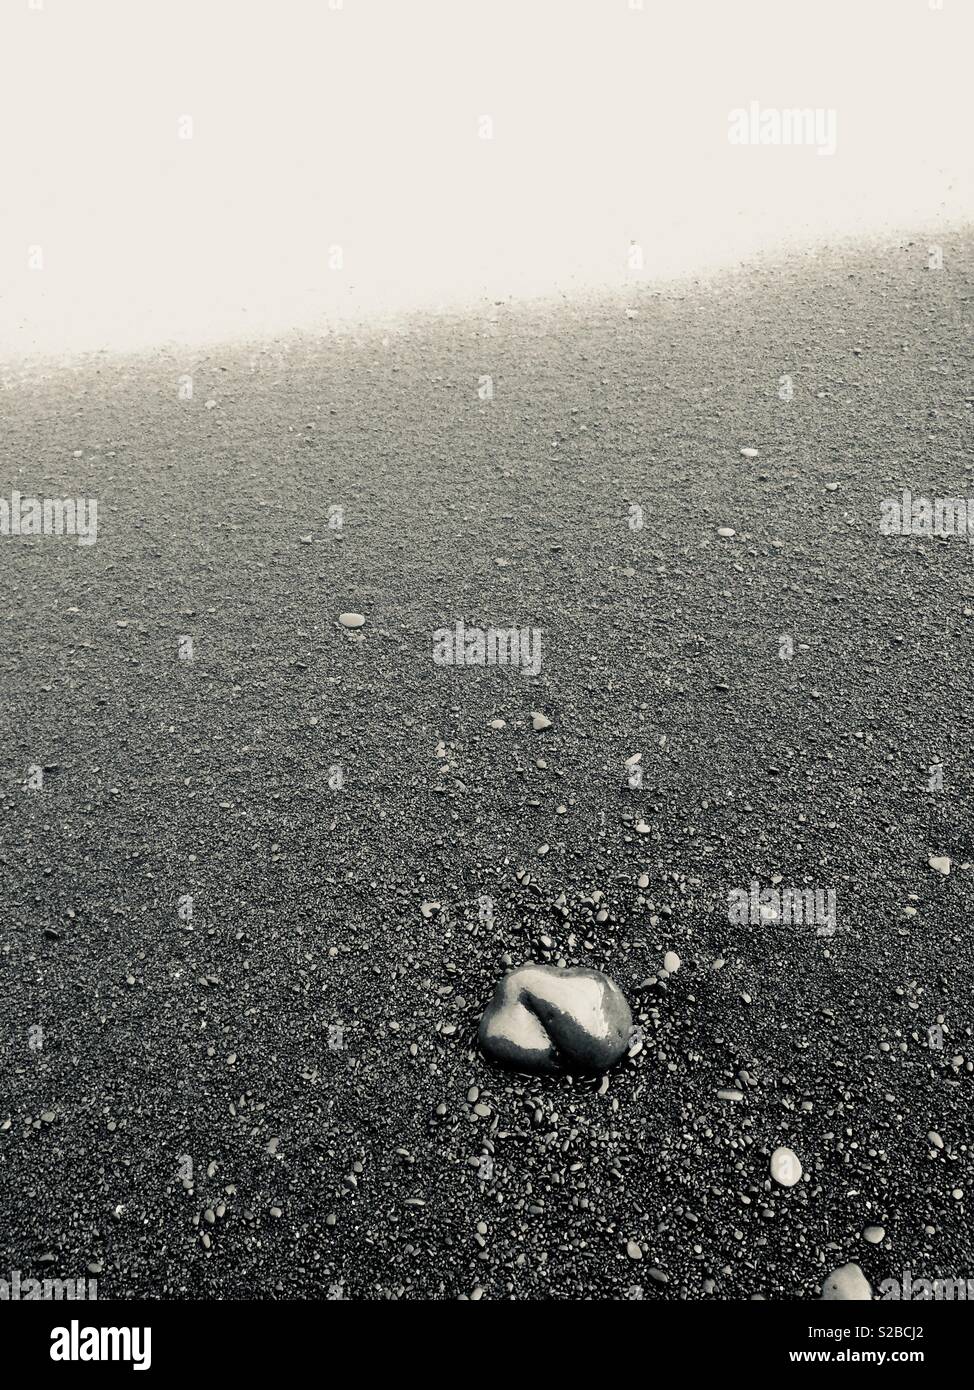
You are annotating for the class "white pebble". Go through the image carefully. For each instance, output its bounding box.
[770,1146,802,1187]
[821,1263,872,1301]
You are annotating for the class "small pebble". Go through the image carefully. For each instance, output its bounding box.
[770,1146,802,1188]
[821,1263,872,1301]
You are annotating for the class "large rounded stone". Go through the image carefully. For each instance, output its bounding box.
[478,963,632,1074]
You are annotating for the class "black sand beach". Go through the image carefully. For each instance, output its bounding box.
[1,232,972,1300]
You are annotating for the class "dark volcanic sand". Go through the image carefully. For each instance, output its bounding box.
[1,233,972,1301]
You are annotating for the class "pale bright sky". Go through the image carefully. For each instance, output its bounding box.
[1,0,971,358]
